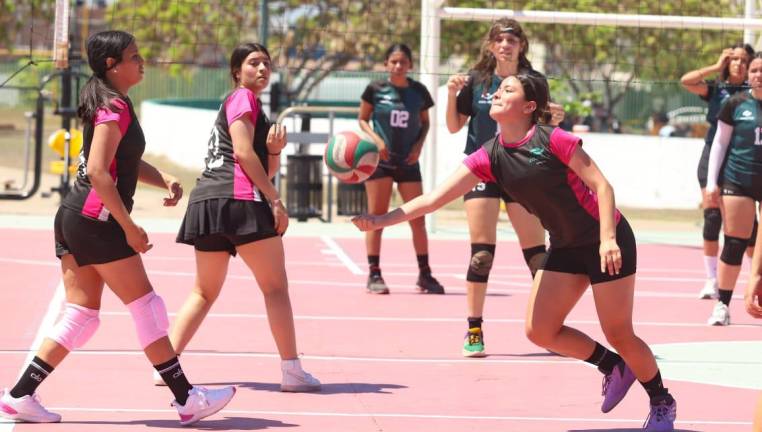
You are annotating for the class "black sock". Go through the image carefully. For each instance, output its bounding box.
[10,356,54,398]
[521,245,547,278]
[640,370,672,403]
[584,342,622,375]
[417,254,431,275]
[155,357,193,405]
[368,255,381,277]
[718,289,733,306]
[467,316,483,330]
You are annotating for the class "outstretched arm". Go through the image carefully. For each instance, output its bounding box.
[353,165,479,231]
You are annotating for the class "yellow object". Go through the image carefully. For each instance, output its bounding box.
[50,160,77,175]
[48,128,83,158]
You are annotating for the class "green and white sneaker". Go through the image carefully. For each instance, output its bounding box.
[462,327,486,357]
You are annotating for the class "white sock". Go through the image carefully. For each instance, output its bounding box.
[703,256,718,279]
[281,358,302,372]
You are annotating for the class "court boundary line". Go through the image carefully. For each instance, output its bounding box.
[319,236,363,275]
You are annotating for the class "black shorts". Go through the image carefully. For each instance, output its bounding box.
[697,144,711,189]
[542,217,637,285]
[54,206,137,266]
[720,180,762,202]
[366,162,422,183]
[463,181,515,203]
[177,198,278,256]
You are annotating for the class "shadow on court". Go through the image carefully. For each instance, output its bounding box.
[64,416,298,430]
[198,381,407,395]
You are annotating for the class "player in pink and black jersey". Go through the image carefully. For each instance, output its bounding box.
[353,72,677,431]
[0,30,235,426]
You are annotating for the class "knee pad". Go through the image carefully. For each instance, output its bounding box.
[466,243,496,283]
[49,303,100,351]
[127,291,169,349]
[702,208,722,241]
[750,218,759,247]
[720,235,749,265]
[522,245,547,278]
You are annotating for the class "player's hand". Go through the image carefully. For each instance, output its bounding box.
[405,145,423,165]
[548,102,565,126]
[125,223,153,253]
[267,123,287,154]
[599,238,622,276]
[447,74,468,94]
[271,198,289,235]
[705,188,720,207]
[375,140,389,161]
[352,214,381,232]
[745,279,762,319]
[163,177,183,207]
[716,48,734,69]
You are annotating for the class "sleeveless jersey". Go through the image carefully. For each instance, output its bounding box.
[716,90,762,190]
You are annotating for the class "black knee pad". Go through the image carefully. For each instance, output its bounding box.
[702,208,722,241]
[522,245,547,278]
[750,218,759,247]
[720,235,749,265]
[466,243,496,282]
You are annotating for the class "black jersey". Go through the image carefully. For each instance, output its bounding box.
[188,88,270,203]
[702,80,747,146]
[456,69,547,155]
[62,98,145,221]
[361,78,434,165]
[716,90,762,190]
[464,125,621,248]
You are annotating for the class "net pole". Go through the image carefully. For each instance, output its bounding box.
[745,0,758,46]
[420,0,442,232]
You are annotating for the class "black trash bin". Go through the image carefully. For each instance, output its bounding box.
[337,182,367,216]
[286,155,323,221]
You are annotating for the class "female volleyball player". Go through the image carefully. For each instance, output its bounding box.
[354,72,677,431]
[358,43,443,295]
[744,207,762,430]
[445,18,562,357]
[0,31,236,425]
[680,44,755,300]
[166,42,320,392]
[704,52,762,326]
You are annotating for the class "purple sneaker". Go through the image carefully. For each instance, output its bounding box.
[601,361,636,413]
[642,395,676,431]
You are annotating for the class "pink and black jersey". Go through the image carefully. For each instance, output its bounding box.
[188,88,270,204]
[62,98,145,221]
[464,125,621,248]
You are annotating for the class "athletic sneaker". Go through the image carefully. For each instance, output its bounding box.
[699,277,718,299]
[416,273,445,294]
[153,369,166,386]
[601,360,636,413]
[0,388,61,423]
[642,395,677,431]
[172,385,236,426]
[707,302,730,326]
[366,274,390,294]
[280,359,321,392]
[462,327,486,357]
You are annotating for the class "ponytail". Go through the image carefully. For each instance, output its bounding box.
[77,30,135,122]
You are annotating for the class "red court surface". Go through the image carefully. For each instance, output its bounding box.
[0,225,759,431]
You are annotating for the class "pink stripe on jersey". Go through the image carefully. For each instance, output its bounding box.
[549,128,580,164]
[462,147,496,182]
[94,98,131,136]
[226,88,260,126]
[564,169,621,223]
[232,160,261,201]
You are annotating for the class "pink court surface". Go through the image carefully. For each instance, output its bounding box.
[0,216,759,432]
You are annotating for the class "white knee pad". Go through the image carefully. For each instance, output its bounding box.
[49,303,100,351]
[126,291,169,349]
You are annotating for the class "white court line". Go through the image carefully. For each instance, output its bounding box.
[319,236,363,275]
[96,311,762,329]
[0,406,751,426]
[0,281,64,432]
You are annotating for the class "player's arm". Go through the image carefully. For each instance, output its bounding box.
[137,160,183,206]
[358,100,388,160]
[680,48,732,97]
[446,74,469,133]
[406,110,429,164]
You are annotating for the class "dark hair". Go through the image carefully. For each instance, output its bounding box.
[721,43,755,81]
[230,42,271,85]
[78,30,135,122]
[384,43,413,64]
[514,72,550,125]
[472,18,533,90]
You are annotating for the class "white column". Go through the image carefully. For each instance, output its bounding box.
[745,0,758,46]
[420,0,442,231]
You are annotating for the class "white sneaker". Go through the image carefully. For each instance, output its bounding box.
[0,388,61,423]
[152,370,166,386]
[699,278,718,299]
[280,359,321,392]
[707,302,730,326]
[172,385,236,426]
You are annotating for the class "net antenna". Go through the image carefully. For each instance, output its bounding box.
[419,0,762,231]
[53,0,70,69]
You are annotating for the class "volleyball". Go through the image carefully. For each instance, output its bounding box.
[323,131,379,183]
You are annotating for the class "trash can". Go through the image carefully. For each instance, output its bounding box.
[286,154,323,221]
[337,182,367,216]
